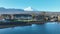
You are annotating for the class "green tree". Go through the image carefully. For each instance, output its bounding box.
[32,13,35,20]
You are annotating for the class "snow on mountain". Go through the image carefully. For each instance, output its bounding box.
[24,7,37,11]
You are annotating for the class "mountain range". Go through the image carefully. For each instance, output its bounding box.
[0,7,38,12]
[0,7,40,14]
[0,7,60,16]
[0,7,24,11]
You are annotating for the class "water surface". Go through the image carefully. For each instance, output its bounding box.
[0,22,60,34]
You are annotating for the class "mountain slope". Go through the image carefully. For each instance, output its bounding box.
[0,7,24,11]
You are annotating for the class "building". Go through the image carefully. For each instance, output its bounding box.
[58,16,60,21]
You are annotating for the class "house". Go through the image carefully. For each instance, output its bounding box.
[13,14,32,20]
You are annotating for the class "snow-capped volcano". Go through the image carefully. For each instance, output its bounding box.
[24,7,37,11]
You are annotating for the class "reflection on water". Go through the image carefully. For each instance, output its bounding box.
[0,22,60,34]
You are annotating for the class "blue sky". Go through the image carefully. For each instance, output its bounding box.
[0,0,60,11]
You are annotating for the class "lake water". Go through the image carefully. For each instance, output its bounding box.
[0,22,60,34]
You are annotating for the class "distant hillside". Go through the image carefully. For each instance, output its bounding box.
[0,7,24,11]
[0,7,25,14]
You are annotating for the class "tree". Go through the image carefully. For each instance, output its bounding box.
[32,13,35,20]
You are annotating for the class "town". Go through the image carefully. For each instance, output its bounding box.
[0,11,60,25]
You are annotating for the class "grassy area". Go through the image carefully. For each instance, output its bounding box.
[11,19,45,22]
[5,19,45,22]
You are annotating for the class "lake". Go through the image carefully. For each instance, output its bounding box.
[0,22,60,34]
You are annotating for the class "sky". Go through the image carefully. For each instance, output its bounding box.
[0,0,60,11]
